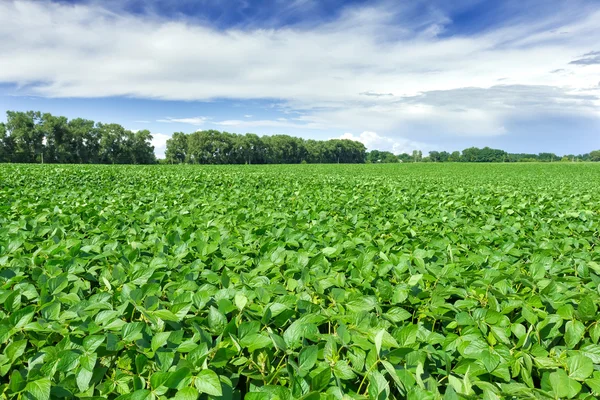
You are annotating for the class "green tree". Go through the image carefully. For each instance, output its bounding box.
[40,113,71,163]
[98,123,127,164]
[448,151,461,162]
[538,152,558,162]
[397,153,412,162]
[5,111,44,163]
[68,118,99,163]
[131,130,156,164]
[412,150,422,162]
[590,150,600,161]
[165,132,188,164]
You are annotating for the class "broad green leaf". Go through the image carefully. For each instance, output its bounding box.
[549,369,582,399]
[194,369,222,396]
[565,320,585,349]
[24,378,51,400]
[174,387,198,400]
[298,346,318,376]
[567,355,594,380]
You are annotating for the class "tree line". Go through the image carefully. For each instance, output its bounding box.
[1,110,599,164]
[368,147,600,163]
[0,111,155,164]
[165,130,366,164]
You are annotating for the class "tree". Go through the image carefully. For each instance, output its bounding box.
[131,130,156,164]
[165,132,188,164]
[412,150,422,162]
[448,151,461,162]
[243,133,264,164]
[40,113,71,163]
[397,153,412,163]
[5,111,44,163]
[68,118,99,163]
[590,150,600,162]
[538,152,558,162]
[98,123,127,164]
[461,147,506,162]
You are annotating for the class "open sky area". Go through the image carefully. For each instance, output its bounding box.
[1,0,599,157]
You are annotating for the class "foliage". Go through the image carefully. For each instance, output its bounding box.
[0,111,155,164]
[1,160,600,399]
[165,131,366,164]
[372,149,598,164]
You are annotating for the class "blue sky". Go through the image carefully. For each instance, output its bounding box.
[1,0,599,157]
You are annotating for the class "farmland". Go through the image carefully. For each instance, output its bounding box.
[1,163,600,400]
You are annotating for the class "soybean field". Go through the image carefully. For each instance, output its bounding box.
[1,163,600,400]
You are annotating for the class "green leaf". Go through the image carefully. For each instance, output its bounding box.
[240,333,272,353]
[333,360,356,380]
[5,339,27,362]
[298,345,318,376]
[10,306,35,329]
[234,293,248,311]
[24,378,51,400]
[565,320,585,349]
[586,372,600,394]
[578,297,596,321]
[321,247,337,257]
[480,350,500,373]
[129,389,153,400]
[549,369,582,398]
[374,329,384,356]
[207,307,227,333]
[9,370,26,393]
[122,322,145,342]
[194,369,222,396]
[77,368,94,392]
[368,370,389,398]
[153,309,180,322]
[310,366,331,391]
[165,368,191,389]
[567,355,594,380]
[174,387,198,400]
[83,335,105,352]
[151,332,171,352]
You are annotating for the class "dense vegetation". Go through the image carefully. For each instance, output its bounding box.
[0,111,156,164]
[1,163,600,399]
[2,111,599,165]
[165,131,366,165]
[368,148,600,164]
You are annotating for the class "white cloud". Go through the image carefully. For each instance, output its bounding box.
[157,117,209,125]
[151,133,170,158]
[339,131,427,154]
[212,118,322,129]
[244,114,253,118]
[0,0,599,140]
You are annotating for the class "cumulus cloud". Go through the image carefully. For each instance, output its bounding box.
[0,0,599,140]
[151,133,170,158]
[338,131,428,154]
